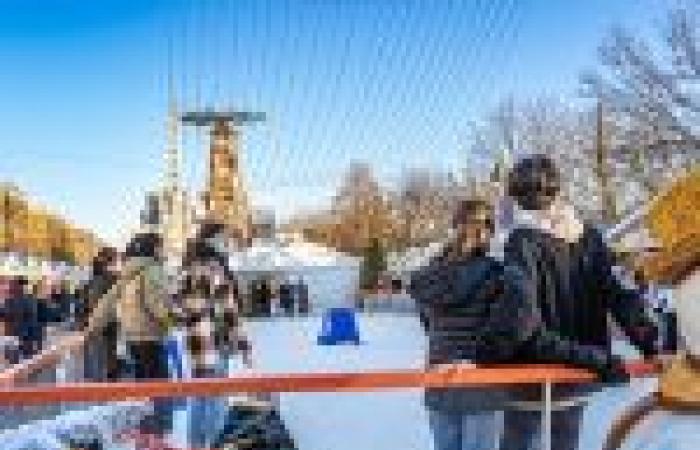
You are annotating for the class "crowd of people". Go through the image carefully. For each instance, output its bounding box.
[410,154,671,450]
[77,222,257,447]
[248,275,310,318]
[0,221,259,447]
[0,154,680,449]
[0,274,82,369]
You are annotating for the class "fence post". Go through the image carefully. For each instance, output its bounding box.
[541,380,552,450]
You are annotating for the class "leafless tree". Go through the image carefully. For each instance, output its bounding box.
[581,7,699,194]
[391,169,456,248]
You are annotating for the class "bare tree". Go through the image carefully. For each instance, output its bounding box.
[330,162,393,253]
[469,96,613,221]
[581,7,699,194]
[391,169,455,248]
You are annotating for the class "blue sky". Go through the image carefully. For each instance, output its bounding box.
[0,0,664,245]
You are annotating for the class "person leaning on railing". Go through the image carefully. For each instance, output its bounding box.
[409,197,633,450]
[500,155,659,450]
[409,198,520,450]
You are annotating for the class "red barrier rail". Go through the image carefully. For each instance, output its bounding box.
[0,360,659,405]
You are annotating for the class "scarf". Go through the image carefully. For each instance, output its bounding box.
[513,199,585,243]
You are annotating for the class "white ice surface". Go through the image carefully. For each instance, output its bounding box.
[231,314,682,450]
[4,313,692,450]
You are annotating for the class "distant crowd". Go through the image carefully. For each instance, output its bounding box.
[0,274,82,368]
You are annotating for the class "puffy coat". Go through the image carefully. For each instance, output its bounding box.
[87,257,171,343]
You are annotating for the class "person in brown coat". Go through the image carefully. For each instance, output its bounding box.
[85,232,174,435]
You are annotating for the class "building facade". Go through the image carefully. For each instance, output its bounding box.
[0,183,101,267]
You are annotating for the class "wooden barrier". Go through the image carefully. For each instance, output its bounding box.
[0,360,658,405]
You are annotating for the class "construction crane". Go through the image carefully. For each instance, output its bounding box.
[180,109,266,242]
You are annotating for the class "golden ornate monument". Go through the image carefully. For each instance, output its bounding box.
[181,110,265,242]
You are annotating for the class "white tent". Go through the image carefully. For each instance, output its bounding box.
[0,252,88,284]
[228,239,361,312]
[386,242,444,283]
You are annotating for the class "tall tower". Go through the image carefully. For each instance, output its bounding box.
[181,110,265,241]
[159,102,192,267]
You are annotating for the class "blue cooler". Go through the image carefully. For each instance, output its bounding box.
[317,308,361,345]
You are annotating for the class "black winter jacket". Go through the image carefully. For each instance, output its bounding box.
[410,247,528,366]
[409,246,532,411]
[502,224,658,405]
[504,225,657,364]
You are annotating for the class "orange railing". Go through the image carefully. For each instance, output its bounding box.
[0,326,660,450]
[0,359,660,450]
[0,360,659,405]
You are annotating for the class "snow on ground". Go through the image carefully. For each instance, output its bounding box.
[242,314,430,450]
[231,314,682,450]
[2,313,691,450]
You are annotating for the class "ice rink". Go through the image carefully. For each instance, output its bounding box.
[235,313,675,450]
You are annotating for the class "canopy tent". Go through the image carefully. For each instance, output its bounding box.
[386,242,444,283]
[0,252,89,285]
[228,239,361,312]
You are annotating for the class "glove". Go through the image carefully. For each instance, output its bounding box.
[595,355,630,385]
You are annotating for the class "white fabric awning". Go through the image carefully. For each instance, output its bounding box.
[386,242,444,277]
[228,239,360,273]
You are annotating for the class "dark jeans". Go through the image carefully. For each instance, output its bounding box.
[129,341,169,380]
[428,409,499,450]
[501,405,584,450]
[280,298,294,316]
[84,321,119,381]
[19,333,42,359]
[128,340,172,436]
